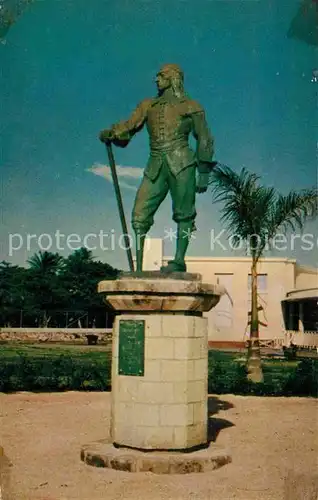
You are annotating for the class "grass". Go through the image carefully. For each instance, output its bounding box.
[0,344,112,392]
[0,343,112,359]
[0,344,317,396]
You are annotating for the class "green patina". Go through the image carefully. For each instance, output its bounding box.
[100,64,216,272]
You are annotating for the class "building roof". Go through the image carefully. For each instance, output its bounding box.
[284,288,318,301]
[164,256,297,263]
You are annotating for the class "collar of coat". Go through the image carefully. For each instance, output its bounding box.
[150,94,189,107]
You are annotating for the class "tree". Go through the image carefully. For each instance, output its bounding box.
[0,0,35,41]
[27,250,64,274]
[26,251,66,327]
[61,248,119,327]
[209,165,317,382]
[287,0,318,47]
[0,250,120,327]
[0,261,26,326]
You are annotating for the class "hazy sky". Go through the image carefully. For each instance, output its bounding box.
[1,0,317,270]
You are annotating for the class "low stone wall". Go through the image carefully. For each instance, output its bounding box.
[0,328,112,344]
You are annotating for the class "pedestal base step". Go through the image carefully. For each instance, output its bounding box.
[81,439,231,474]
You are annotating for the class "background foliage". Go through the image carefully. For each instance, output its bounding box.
[0,248,120,327]
[0,346,316,397]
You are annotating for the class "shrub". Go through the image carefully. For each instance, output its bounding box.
[284,359,318,397]
[208,352,249,394]
[0,347,317,397]
[208,351,318,397]
[0,353,111,392]
[283,344,298,361]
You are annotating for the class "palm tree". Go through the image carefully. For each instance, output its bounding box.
[27,251,64,274]
[0,261,26,326]
[62,247,119,327]
[27,251,65,326]
[65,247,94,273]
[0,0,35,41]
[209,165,317,382]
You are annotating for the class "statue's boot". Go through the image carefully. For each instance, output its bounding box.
[160,220,194,273]
[161,260,187,273]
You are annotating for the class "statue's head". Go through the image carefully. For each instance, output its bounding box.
[155,63,185,97]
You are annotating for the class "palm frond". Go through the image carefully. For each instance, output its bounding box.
[209,165,276,257]
[209,164,317,260]
[268,188,318,237]
[27,251,64,273]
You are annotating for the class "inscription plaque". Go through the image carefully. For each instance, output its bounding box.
[118,320,145,376]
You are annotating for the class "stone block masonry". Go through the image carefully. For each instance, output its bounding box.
[111,314,208,450]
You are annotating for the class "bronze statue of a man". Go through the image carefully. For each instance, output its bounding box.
[100,63,215,273]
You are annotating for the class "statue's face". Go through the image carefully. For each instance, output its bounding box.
[155,70,171,92]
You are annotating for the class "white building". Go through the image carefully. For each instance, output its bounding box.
[143,238,318,348]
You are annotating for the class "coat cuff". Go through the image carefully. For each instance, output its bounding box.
[197,160,218,173]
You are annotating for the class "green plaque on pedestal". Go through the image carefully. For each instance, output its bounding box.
[118,320,145,376]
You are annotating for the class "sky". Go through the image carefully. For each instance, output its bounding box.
[0,0,317,271]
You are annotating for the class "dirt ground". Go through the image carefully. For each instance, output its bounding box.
[0,392,317,500]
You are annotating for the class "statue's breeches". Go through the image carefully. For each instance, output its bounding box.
[132,161,196,233]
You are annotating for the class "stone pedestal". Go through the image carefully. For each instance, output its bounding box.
[98,272,224,452]
[111,314,207,449]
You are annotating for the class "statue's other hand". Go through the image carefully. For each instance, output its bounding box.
[196,172,209,194]
[99,129,114,143]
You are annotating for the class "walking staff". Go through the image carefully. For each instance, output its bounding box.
[104,141,134,272]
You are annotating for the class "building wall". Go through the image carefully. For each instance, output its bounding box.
[295,265,318,290]
[143,238,163,271]
[163,257,296,343]
[143,239,316,343]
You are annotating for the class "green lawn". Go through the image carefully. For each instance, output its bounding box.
[0,343,112,359]
[0,344,316,397]
[0,344,112,392]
